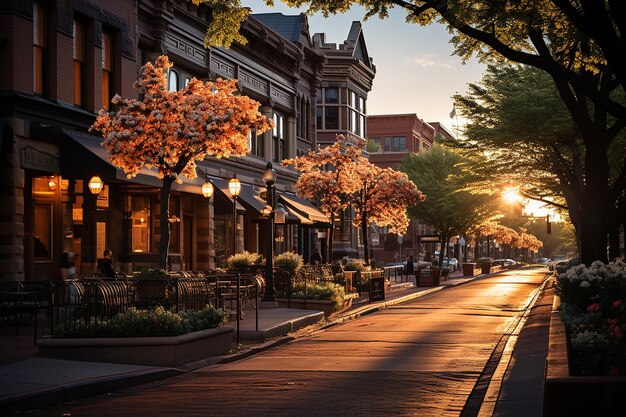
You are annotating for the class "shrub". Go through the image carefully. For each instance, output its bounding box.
[277,281,345,310]
[227,251,262,270]
[343,258,366,272]
[52,305,225,338]
[476,257,493,266]
[274,252,303,274]
[136,268,170,280]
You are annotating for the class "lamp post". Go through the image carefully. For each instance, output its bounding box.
[262,162,287,302]
[228,173,241,345]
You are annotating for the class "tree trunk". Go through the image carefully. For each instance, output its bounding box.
[327,212,335,263]
[438,235,448,267]
[158,178,173,269]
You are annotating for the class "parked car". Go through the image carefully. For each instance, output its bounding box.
[536,258,551,265]
[493,259,516,267]
[441,257,459,271]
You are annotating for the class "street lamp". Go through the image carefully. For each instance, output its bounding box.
[262,162,287,302]
[201,175,214,200]
[228,173,241,345]
[228,174,241,256]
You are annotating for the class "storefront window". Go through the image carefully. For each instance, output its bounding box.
[130,196,151,253]
[169,196,180,253]
[33,204,52,259]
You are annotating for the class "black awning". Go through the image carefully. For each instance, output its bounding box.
[278,192,329,225]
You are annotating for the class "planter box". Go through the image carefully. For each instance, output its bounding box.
[38,327,234,367]
[543,296,626,416]
[276,298,338,317]
[416,269,441,286]
[462,263,477,276]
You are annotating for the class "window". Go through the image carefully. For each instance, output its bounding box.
[73,20,85,106]
[169,197,180,253]
[130,196,150,253]
[393,136,407,151]
[273,112,285,162]
[185,77,191,88]
[384,136,391,152]
[33,3,46,95]
[168,69,178,92]
[102,30,113,109]
[325,107,339,129]
[248,128,263,158]
[34,204,52,260]
[316,106,322,129]
[325,87,338,104]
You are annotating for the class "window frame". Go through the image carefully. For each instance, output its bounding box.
[33,2,46,95]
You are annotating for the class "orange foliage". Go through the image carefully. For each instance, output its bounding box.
[282,135,363,217]
[90,55,272,181]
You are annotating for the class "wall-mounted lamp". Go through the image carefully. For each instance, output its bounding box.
[48,176,57,191]
[201,178,214,199]
[88,176,104,195]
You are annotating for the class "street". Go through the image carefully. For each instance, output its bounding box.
[37,269,548,417]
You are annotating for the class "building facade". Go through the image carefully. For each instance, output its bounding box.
[0,1,373,281]
[311,22,376,259]
[366,113,455,263]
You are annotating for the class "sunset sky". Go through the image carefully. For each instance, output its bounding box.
[242,1,488,133]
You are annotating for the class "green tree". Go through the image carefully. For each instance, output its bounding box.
[400,144,499,267]
[365,138,382,153]
[203,0,626,264]
[453,64,625,261]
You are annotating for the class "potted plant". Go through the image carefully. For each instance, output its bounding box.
[477,257,493,274]
[226,251,263,273]
[134,268,173,308]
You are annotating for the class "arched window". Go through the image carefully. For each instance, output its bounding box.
[168,69,179,92]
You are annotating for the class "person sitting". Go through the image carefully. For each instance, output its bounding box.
[100,249,116,278]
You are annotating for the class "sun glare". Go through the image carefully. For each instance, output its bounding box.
[502,188,522,204]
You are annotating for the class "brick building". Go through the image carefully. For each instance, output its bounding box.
[0,1,373,281]
[366,113,455,263]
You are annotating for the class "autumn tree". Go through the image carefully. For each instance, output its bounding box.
[283,135,363,262]
[349,156,424,264]
[400,144,499,266]
[91,56,272,268]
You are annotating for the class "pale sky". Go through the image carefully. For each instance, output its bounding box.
[242,1,487,133]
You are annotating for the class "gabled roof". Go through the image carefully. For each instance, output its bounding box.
[252,12,311,46]
[312,21,374,70]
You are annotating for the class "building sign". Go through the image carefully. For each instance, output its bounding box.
[96,185,109,208]
[418,235,441,243]
[20,146,60,173]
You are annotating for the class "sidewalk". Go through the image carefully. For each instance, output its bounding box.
[0,269,550,414]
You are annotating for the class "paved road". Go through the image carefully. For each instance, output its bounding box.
[36,268,548,417]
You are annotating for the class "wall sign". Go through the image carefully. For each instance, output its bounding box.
[20,146,60,173]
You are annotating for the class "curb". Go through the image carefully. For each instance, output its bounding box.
[1,367,183,412]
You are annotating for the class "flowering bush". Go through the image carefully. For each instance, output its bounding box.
[556,259,626,375]
[227,251,262,271]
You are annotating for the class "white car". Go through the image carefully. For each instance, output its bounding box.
[494,259,516,267]
[441,257,459,271]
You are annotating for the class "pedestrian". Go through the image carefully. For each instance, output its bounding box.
[406,254,414,276]
[59,251,77,281]
[394,251,400,263]
[100,248,116,278]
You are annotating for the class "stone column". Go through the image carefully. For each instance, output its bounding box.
[287,116,297,158]
[261,105,273,161]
